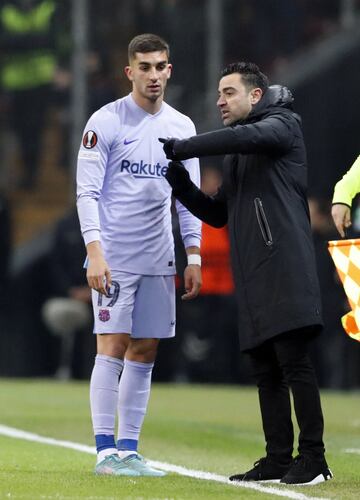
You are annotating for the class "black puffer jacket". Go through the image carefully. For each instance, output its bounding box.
[167,86,323,351]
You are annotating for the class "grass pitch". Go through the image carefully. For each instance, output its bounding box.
[0,379,359,499]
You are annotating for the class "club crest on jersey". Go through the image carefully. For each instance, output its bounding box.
[83,130,98,149]
[98,308,110,322]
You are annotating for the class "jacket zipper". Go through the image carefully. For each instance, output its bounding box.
[254,198,273,246]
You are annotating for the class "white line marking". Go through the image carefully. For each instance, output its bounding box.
[0,424,329,500]
[344,448,360,454]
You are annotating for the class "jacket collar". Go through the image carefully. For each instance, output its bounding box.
[235,85,294,126]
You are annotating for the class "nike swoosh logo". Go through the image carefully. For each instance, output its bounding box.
[124,138,138,145]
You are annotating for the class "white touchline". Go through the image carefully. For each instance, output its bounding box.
[344,448,360,454]
[0,424,329,500]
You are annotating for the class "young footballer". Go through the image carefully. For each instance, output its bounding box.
[76,34,202,476]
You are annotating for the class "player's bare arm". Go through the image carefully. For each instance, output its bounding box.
[86,240,112,294]
[182,246,202,301]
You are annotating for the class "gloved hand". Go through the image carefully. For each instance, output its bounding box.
[165,161,192,193]
[159,137,179,160]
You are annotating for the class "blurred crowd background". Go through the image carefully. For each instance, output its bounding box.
[1,0,360,388]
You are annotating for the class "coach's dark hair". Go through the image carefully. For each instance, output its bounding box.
[128,33,170,61]
[222,62,269,92]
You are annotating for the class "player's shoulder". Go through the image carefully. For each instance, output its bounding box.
[85,99,128,142]
[162,101,195,129]
[89,98,124,124]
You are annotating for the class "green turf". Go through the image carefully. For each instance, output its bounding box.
[0,379,359,499]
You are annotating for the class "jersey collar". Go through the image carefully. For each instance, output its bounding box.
[127,93,165,118]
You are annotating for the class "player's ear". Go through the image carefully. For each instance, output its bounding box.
[167,63,172,80]
[124,66,133,81]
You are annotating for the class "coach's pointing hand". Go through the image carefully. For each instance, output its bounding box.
[159,137,177,159]
[159,137,191,161]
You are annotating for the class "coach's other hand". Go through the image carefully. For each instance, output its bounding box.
[165,161,192,194]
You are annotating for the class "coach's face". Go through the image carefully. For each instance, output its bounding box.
[217,73,262,125]
[125,51,172,104]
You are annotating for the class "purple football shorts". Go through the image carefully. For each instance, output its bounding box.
[92,271,176,338]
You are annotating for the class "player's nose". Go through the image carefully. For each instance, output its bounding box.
[149,68,159,80]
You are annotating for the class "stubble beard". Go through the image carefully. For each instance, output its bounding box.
[145,88,164,103]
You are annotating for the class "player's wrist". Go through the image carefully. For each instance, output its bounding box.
[187,254,201,266]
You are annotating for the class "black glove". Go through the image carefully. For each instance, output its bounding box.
[165,161,192,194]
[159,137,179,160]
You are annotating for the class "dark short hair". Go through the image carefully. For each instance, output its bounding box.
[221,62,269,92]
[128,33,170,62]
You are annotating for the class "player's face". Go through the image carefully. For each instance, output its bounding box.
[217,73,262,126]
[125,51,172,104]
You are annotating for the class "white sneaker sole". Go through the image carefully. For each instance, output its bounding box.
[283,470,333,486]
[259,479,281,483]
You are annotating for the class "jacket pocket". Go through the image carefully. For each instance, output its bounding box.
[254,198,273,246]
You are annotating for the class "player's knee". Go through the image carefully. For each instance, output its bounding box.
[96,333,129,359]
[127,338,159,363]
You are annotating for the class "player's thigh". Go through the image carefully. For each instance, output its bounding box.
[132,275,176,339]
[92,271,140,335]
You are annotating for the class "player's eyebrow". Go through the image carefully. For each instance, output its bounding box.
[138,60,168,67]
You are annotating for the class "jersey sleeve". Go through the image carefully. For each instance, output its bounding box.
[175,120,202,249]
[332,155,360,207]
[76,108,116,245]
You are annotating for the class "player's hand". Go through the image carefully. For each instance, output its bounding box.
[86,256,112,295]
[182,265,202,300]
[331,203,351,238]
[165,161,192,193]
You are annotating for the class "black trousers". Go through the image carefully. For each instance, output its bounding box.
[247,328,325,464]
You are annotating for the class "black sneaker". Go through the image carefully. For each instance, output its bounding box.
[229,457,292,483]
[280,455,333,485]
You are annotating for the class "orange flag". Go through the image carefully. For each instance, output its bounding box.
[328,239,360,341]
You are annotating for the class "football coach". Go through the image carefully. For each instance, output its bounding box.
[159,62,333,486]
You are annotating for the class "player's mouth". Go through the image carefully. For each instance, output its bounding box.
[148,84,161,92]
[221,110,230,119]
